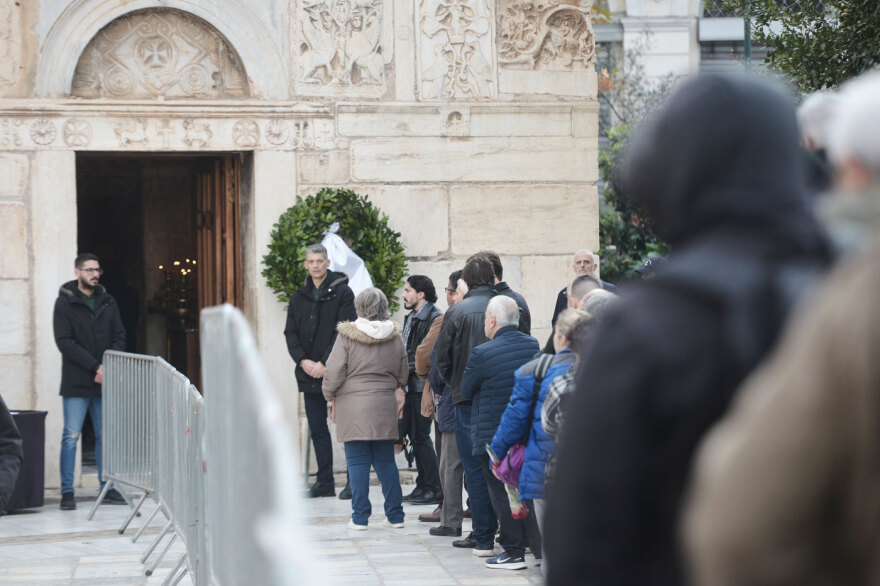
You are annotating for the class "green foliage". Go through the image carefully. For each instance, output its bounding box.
[597,126,669,282]
[723,0,880,92]
[261,188,408,312]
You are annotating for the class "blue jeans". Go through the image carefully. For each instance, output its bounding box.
[455,403,497,548]
[60,397,105,494]
[344,440,404,526]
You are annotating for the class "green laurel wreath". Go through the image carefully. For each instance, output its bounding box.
[261,188,408,312]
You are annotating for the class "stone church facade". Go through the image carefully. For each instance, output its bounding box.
[0,0,598,487]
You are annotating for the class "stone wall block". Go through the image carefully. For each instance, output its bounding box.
[0,355,33,409]
[351,137,598,182]
[300,184,450,258]
[468,107,572,136]
[0,154,29,196]
[0,279,30,353]
[521,255,576,333]
[572,104,600,138]
[450,184,599,255]
[0,201,28,277]
[297,150,351,185]
[499,69,598,99]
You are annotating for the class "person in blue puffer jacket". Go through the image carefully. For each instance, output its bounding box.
[490,310,580,553]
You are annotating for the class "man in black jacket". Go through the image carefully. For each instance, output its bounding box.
[54,253,127,510]
[0,394,22,512]
[435,257,499,554]
[470,251,531,336]
[284,244,357,498]
[400,275,443,505]
[544,75,833,585]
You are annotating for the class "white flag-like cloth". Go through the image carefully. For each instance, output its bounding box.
[321,222,373,295]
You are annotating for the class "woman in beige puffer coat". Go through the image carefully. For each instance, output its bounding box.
[323,287,408,530]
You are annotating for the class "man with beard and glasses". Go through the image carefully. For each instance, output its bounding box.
[400,275,443,505]
[54,253,127,510]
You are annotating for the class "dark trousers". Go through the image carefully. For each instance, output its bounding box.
[480,454,528,558]
[303,392,333,486]
[455,403,497,549]
[400,392,441,492]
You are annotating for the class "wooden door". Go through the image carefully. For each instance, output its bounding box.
[196,155,242,310]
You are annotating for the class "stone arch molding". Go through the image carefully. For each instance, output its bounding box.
[36,0,287,99]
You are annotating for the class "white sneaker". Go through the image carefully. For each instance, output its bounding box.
[382,520,405,529]
[472,546,496,557]
[348,520,367,531]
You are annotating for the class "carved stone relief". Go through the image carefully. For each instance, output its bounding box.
[0,0,20,88]
[63,119,93,147]
[295,0,390,96]
[0,115,338,151]
[442,107,470,136]
[71,9,249,99]
[417,0,497,100]
[499,1,595,70]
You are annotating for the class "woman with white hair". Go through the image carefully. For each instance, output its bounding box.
[323,287,409,530]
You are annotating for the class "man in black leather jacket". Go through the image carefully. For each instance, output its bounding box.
[435,257,499,553]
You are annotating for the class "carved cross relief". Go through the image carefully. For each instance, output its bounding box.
[71,8,249,99]
[499,0,595,70]
[417,0,498,100]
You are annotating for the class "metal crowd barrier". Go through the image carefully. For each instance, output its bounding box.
[200,304,317,586]
[89,352,157,530]
[93,305,315,585]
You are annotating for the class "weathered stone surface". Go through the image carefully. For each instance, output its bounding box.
[298,150,351,185]
[0,153,29,196]
[393,0,416,101]
[30,150,76,488]
[337,106,443,137]
[0,355,32,409]
[352,137,598,182]
[572,104,600,137]
[0,202,28,278]
[520,254,574,334]
[354,184,449,258]
[450,184,599,255]
[468,107,572,136]
[0,279,30,354]
[499,68,598,98]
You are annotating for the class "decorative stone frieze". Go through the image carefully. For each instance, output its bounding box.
[71,9,249,99]
[499,1,595,70]
[293,0,393,97]
[0,108,336,152]
[416,0,497,100]
[0,0,20,89]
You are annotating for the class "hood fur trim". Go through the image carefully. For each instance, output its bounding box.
[337,320,400,344]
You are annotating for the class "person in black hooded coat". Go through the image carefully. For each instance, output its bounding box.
[544,75,833,586]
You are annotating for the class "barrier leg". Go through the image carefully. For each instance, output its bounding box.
[145,532,178,577]
[132,502,162,543]
[161,554,187,586]
[141,519,173,564]
[87,482,112,520]
[118,491,148,534]
[169,567,189,586]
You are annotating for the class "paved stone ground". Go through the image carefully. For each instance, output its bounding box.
[0,482,545,585]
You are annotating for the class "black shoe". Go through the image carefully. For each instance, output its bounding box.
[402,487,426,502]
[429,525,462,537]
[452,532,477,548]
[338,483,352,500]
[408,489,440,505]
[60,492,76,511]
[102,488,127,505]
[306,483,336,498]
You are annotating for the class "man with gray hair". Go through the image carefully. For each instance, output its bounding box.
[823,70,880,254]
[285,243,357,498]
[798,91,839,194]
[458,296,540,566]
[550,249,614,330]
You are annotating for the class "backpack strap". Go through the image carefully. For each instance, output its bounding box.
[522,353,554,444]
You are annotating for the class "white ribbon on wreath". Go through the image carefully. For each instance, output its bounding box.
[321,222,374,295]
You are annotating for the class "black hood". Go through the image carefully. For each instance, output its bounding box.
[619,74,821,249]
[59,280,107,299]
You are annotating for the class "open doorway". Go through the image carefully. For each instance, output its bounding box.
[76,153,243,388]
